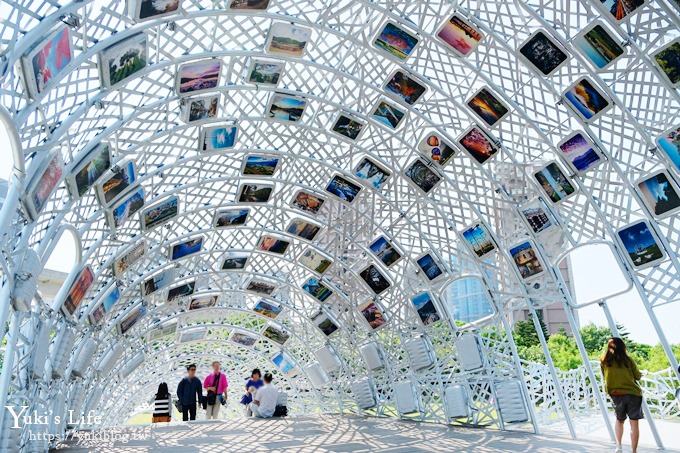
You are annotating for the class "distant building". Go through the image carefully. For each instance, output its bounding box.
[493,163,574,335]
[512,259,574,335]
[37,268,68,304]
[444,275,494,323]
[443,257,496,324]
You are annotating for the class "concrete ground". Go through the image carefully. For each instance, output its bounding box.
[53,415,678,452]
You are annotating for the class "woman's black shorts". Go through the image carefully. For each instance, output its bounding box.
[611,394,644,421]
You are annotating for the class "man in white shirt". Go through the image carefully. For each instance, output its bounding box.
[250,373,278,418]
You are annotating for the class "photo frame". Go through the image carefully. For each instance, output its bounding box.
[383,69,427,106]
[299,247,333,275]
[127,0,181,21]
[466,87,510,128]
[556,131,605,175]
[96,159,137,207]
[573,21,625,71]
[635,170,680,218]
[66,143,112,200]
[592,0,646,23]
[175,58,222,96]
[87,301,106,326]
[517,30,570,77]
[286,218,322,241]
[241,154,281,176]
[330,113,366,141]
[167,280,195,302]
[106,186,145,231]
[21,26,74,98]
[312,310,339,336]
[302,276,334,302]
[112,240,146,277]
[237,183,274,203]
[265,22,312,58]
[615,220,667,270]
[271,351,298,378]
[141,195,179,230]
[149,321,178,341]
[169,236,203,261]
[532,161,577,204]
[262,324,290,345]
[181,93,220,123]
[213,207,250,227]
[221,251,249,270]
[656,125,680,173]
[266,92,307,122]
[189,294,218,310]
[562,77,612,122]
[245,278,277,296]
[325,174,362,203]
[373,21,419,61]
[460,222,497,260]
[229,0,270,9]
[410,291,441,326]
[60,265,95,319]
[415,252,446,283]
[508,240,545,281]
[353,157,391,191]
[651,38,680,87]
[199,123,238,152]
[141,267,176,297]
[101,283,122,314]
[358,300,388,331]
[98,33,148,88]
[518,197,558,236]
[253,299,283,319]
[246,58,285,86]
[368,235,403,267]
[436,13,484,58]
[370,98,406,130]
[178,327,207,343]
[23,151,64,220]
[230,331,258,348]
[417,132,456,168]
[117,302,147,335]
[457,125,500,165]
[291,190,325,214]
[257,235,291,255]
[404,158,443,194]
[359,264,391,295]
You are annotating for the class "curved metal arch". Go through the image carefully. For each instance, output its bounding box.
[0,0,678,449]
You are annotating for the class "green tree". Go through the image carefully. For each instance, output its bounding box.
[547,332,582,370]
[637,344,680,372]
[513,319,541,350]
[579,323,611,358]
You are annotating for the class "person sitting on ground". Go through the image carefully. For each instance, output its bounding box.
[177,363,203,421]
[240,368,264,416]
[152,382,171,423]
[249,372,278,418]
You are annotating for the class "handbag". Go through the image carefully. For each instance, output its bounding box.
[207,373,220,405]
[174,399,183,413]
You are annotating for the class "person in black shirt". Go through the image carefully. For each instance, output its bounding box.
[177,364,203,421]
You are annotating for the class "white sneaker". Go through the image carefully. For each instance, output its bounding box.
[614,446,623,453]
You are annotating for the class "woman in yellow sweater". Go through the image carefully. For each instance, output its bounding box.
[600,337,643,453]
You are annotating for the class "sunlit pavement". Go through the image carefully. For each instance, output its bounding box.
[52,415,678,452]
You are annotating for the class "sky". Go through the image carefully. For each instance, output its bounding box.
[0,124,677,345]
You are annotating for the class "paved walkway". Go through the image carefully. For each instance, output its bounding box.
[53,415,676,452]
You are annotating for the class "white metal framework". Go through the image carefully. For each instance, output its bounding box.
[0,0,678,450]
